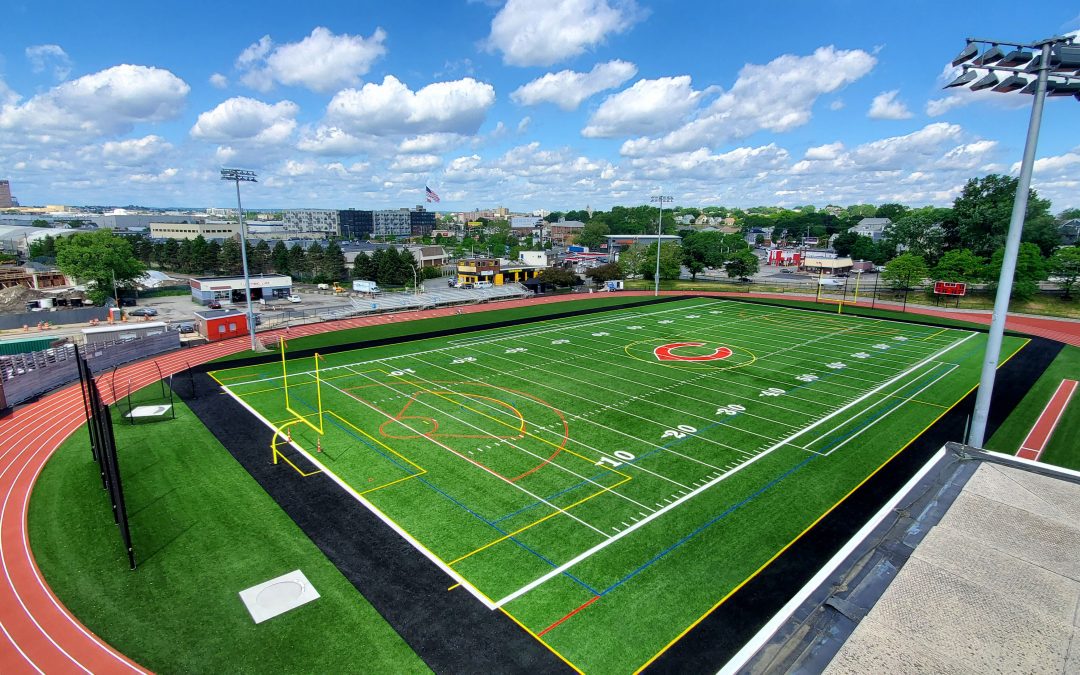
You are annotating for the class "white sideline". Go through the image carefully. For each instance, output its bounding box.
[217,384,499,610]
[716,447,949,675]
[492,331,977,608]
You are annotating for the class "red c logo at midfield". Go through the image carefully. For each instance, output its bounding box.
[653,342,733,361]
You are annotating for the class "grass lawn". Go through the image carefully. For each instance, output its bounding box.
[29,396,428,674]
[213,297,1021,673]
[987,344,1080,470]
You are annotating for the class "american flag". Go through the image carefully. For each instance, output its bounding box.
[425,186,441,203]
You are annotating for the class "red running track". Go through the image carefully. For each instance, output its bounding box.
[1016,379,1078,461]
[1,292,1077,673]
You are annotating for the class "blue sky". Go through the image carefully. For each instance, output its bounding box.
[1,0,1077,212]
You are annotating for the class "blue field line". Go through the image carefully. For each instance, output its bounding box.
[292,396,601,594]
[811,363,949,455]
[597,454,817,596]
[586,347,964,597]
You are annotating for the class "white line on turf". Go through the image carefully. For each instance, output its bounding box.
[490,330,977,609]
[716,447,949,675]
[215,383,500,610]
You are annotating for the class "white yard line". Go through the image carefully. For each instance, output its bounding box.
[491,330,977,608]
[320,369,614,539]
[216,383,501,610]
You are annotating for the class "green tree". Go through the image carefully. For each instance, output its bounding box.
[322,241,347,282]
[536,267,580,287]
[353,251,375,281]
[271,241,289,274]
[55,230,146,304]
[204,241,222,274]
[1048,246,1080,299]
[932,249,987,284]
[987,242,1047,301]
[31,219,50,228]
[949,174,1057,257]
[28,234,58,258]
[885,207,949,263]
[585,262,624,284]
[640,242,683,280]
[882,253,930,290]
[218,238,243,275]
[849,235,877,262]
[832,230,861,257]
[577,221,611,250]
[249,240,271,275]
[288,244,309,280]
[724,250,759,279]
[617,245,648,277]
[1057,208,1080,223]
[875,203,910,221]
[306,242,326,281]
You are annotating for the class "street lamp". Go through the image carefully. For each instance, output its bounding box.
[651,192,673,296]
[946,34,1079,448]
[220,168,259,352]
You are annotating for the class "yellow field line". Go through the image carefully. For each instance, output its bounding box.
[447,583,460,591]
[448,473,631,566]
[634,334,1028,673]
[386,375,631,482]
[923,327,949,341]
[500,607,584,675]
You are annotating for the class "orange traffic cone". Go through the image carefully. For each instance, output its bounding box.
[316,437,322,453]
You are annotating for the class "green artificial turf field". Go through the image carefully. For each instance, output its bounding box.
[210,297,1024,673]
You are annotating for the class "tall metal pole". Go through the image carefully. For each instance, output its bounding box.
[222,169,259,352]
[968,41,1052,448]
[651,193,672,296]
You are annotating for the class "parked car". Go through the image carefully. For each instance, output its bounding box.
[120,298,137,307]
[780,268,794,274]
[128,307,158,317]
[177,322,196,334]
[287,295,302,303]
[208,300,222,309]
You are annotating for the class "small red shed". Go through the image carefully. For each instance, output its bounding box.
[194,309,249,342]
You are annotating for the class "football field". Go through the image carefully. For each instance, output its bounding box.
[210,298,1024,673]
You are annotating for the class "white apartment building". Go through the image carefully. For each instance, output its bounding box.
[283,210,340,237]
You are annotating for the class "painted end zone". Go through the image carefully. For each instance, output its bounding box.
[1017,379,1077,461]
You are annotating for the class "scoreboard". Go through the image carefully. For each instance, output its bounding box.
[933,281,967,296]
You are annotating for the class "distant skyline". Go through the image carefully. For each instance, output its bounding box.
[1,1,1078,212]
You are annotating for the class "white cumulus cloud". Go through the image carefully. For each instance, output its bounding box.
[511,60,637,110]
[190,97,299,145]
[237,27,387,93]
[101,134,172,163]
[326,75,496,136]
[868,90,913,120]
[26,44,72,80]
[582,76,701,138]
[486,0,642,67]
[209,73,228,89]
[620,46,876,156]
[0,64,189,140]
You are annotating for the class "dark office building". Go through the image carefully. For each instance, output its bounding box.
[339,209,373,240]
[409,206,435,238]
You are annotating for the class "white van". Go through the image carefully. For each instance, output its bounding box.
[475,281,493,289]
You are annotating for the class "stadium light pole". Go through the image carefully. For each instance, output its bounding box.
[651,193,673,296]
[945,34,1079,448]
[220,168,259,352]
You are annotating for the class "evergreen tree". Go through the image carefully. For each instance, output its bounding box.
[323,241,347,282]
[288,244,309,280]
[204,241,222,274]
[271,240,289,274]
[306,242,326,281]
[250,240,271,274]
[219,238,243,275]
[353,251,375,281]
